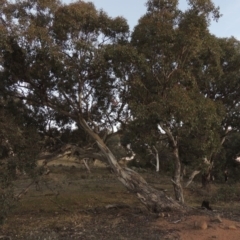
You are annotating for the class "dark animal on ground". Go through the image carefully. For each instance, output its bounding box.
[201,200,212,210]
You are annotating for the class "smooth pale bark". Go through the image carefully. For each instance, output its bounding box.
[83,159,91,173]
[79,117,185,212]
[185,170,201,188]
[153,146,160,172]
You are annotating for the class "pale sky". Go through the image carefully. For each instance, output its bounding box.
[63,0,240,40]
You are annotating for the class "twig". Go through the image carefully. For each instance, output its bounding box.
[172,219,181,224]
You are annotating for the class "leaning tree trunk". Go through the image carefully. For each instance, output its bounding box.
[185,170,201,188]
[79,117,185,212]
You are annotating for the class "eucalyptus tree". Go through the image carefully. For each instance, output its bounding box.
[176,34,240,186]
[128,0,225,200]
[0,0,185,212]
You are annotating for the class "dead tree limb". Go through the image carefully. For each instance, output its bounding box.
[184,170,201,188]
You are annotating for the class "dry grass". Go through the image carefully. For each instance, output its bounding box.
[0,166,240,239]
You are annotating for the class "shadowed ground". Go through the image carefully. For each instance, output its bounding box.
[1,166,240,239]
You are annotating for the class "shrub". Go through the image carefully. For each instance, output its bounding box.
[212,185,240,203]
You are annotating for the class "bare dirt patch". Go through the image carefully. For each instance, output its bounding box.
[153,213,240,240]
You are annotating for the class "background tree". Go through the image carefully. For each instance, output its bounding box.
[212,132,240,183]
[189,35,240,186]
[128,0,225,201]
[0,99,41,224]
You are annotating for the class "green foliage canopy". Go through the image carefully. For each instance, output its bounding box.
[126,0,227,167]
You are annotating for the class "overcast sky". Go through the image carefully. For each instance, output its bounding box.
[63,0,240,40]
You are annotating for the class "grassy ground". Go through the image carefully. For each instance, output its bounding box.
[0,166,240,239]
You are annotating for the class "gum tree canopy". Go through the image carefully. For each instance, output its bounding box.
[1,0,239,212]
[125,0,225,201]
[0,0,184,212]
